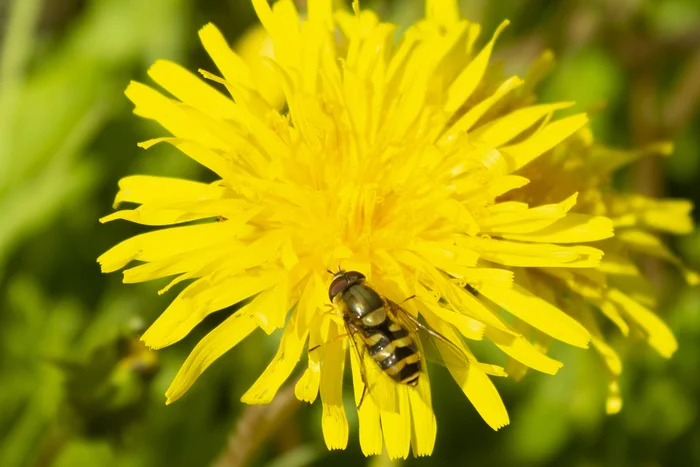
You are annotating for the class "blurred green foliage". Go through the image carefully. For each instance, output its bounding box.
[0,0,699,466]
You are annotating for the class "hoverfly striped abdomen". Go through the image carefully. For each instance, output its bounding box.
[329,271,421,387]
[362,318,421,385]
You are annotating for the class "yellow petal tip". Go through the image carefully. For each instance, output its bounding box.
[492,419,510,431]
[199,22,217,34]
[164,390,178,405]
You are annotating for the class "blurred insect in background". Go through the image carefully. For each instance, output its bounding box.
[324,270,469,408]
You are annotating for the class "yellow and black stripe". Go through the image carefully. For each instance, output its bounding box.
[359,307,421,386]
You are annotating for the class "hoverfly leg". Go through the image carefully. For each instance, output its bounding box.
[357,385,368,410]
[320,303,339,320]
[400,294,417,304]
[345,319,371,410]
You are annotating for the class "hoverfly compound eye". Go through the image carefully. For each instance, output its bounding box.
[328,275,349,302]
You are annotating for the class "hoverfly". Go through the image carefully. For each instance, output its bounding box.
[327,270,469,408]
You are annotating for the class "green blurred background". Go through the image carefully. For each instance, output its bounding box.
[1,0,699,466]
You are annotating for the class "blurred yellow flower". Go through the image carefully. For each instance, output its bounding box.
[97,0,693,458]
[508,123,697,413]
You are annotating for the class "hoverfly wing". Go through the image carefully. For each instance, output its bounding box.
[344,320,398,413]
[386,299,470,371]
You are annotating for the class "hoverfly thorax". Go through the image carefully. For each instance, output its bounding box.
[330,273,384,322]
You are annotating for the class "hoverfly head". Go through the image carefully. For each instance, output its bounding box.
[328,270,366,302]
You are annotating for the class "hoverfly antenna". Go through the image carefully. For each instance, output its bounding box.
[326,269,334,275]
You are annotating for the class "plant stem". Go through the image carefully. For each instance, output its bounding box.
[212,383,301,467]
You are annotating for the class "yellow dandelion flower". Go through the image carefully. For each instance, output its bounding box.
[97,0,691,458]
